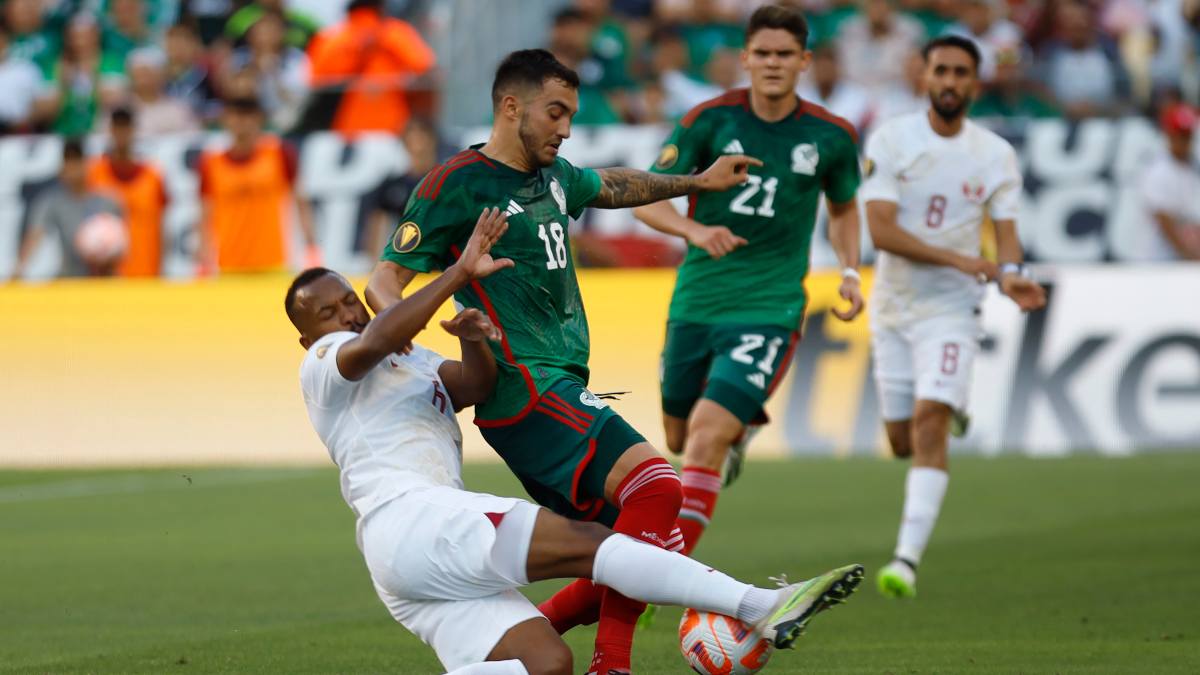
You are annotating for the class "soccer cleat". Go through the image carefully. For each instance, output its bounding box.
[950,409,970,438]
[721,424,763,487]
[876,559,917,599]
[636,603,657,630]
[755,563,864,649]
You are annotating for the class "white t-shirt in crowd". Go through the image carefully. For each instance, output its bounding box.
[860,112,1022,327]
[300,332,463,533]
[0,56,46,124]
[1136,152,1200,261]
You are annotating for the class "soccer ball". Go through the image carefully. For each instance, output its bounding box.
[679,608,774,675]
[74,212,128,270]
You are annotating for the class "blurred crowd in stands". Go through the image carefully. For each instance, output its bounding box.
[4,0,1200,279]
[0,0,434,137]
[551,0,1200,132]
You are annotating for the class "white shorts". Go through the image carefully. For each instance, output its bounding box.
[871,314,981,422]
[361,486,544,671]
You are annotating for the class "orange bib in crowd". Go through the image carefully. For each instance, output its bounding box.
[199,137,296,272]
[87,157,168,277]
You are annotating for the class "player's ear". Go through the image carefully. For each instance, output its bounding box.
[299,335,312,350]
[500,93,521,122]
[798,50,813,71]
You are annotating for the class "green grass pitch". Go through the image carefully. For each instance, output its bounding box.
[3,454,1199,673]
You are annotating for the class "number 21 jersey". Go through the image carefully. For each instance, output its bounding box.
[650,89,861,330]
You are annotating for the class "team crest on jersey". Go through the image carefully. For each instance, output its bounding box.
[579,390,608,410]
[862,158,875,178]
[962,178,986,203]
[550,178,567,214]
[316,346,329,359]
[391,221,422,253]
[791,143,819,175]
[655,143,679,170]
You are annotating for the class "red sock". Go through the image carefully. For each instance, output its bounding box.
[538,578,602,634]
[592,457,682,672]
[678,466,722,556]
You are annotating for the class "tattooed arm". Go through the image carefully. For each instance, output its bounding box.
[591,154,761,209]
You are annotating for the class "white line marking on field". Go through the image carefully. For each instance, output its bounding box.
[0,469,324,505]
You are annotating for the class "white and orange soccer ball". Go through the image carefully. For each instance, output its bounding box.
[679,608,774,675]
[74,212,128,269]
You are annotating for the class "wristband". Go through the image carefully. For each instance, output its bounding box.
[999,263,1027,278]
[841,267,861,281]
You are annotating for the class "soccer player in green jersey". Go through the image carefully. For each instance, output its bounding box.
[633,5,866,556]
[366,49,767,675]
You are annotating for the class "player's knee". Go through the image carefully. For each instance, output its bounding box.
[521,640,573,675]
[885,425,913,459]
[620,458,684,517]
[683,425,732,470]
[665,425,686,455]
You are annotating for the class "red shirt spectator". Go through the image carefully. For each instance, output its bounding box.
[307,0,434,137]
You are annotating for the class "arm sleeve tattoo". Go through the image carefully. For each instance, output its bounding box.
[591,168,700,208]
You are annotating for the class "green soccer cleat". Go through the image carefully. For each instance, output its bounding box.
[636,603,657,630]
[950,409,971,438]
[876,560,917,599]
[721,424,763,487]
[755,563,864,649]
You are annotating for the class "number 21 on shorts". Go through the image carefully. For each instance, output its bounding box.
[731,333,784,374]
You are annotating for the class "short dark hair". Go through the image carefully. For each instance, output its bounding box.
[491,49,580,109]
[62,138,85,161]
[922,35,982,72]
[111,106,134,127]
[225,96,263,114]
[553,7,588,26]
[745,4,809,50]
[285,267,335,325]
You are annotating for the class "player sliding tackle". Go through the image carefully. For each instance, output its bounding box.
[861,36,1046,599]
[366,48,777,675]
[286,208,864,675]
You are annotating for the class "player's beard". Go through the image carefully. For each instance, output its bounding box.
[518,114,553,169]
[930,89,971,122]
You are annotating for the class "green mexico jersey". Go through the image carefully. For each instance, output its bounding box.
[651,88,861,329]
[381,145,602,423]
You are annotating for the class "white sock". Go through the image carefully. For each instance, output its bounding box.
[734,586,779,624]
[444,659,529,674]
[894,466,949,565]
[592,534,752,617]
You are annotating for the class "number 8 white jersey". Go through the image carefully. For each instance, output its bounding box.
[860,112,1022,327]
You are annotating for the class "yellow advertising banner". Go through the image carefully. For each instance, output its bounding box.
[0,269,874,467]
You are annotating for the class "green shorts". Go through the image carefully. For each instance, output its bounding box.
[660,321,800,425]
[479,378,645,527]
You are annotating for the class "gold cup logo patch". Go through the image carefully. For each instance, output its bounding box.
[655,144,679,170]
[392,222,422,253]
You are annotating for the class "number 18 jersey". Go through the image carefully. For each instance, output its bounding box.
[650,89,861,330]
[380,146,602,424]
[859,112,1022,328]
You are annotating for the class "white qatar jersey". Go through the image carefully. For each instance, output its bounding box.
[300,332,463,536]
[860,112,1022,327]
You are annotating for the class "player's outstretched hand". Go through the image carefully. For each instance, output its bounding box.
[440,308,500,343]
[1001,274,1047,312]
[831,276,865,322]
[689,224,747,259]
[697,154,763,191]
[459,207,515,280]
